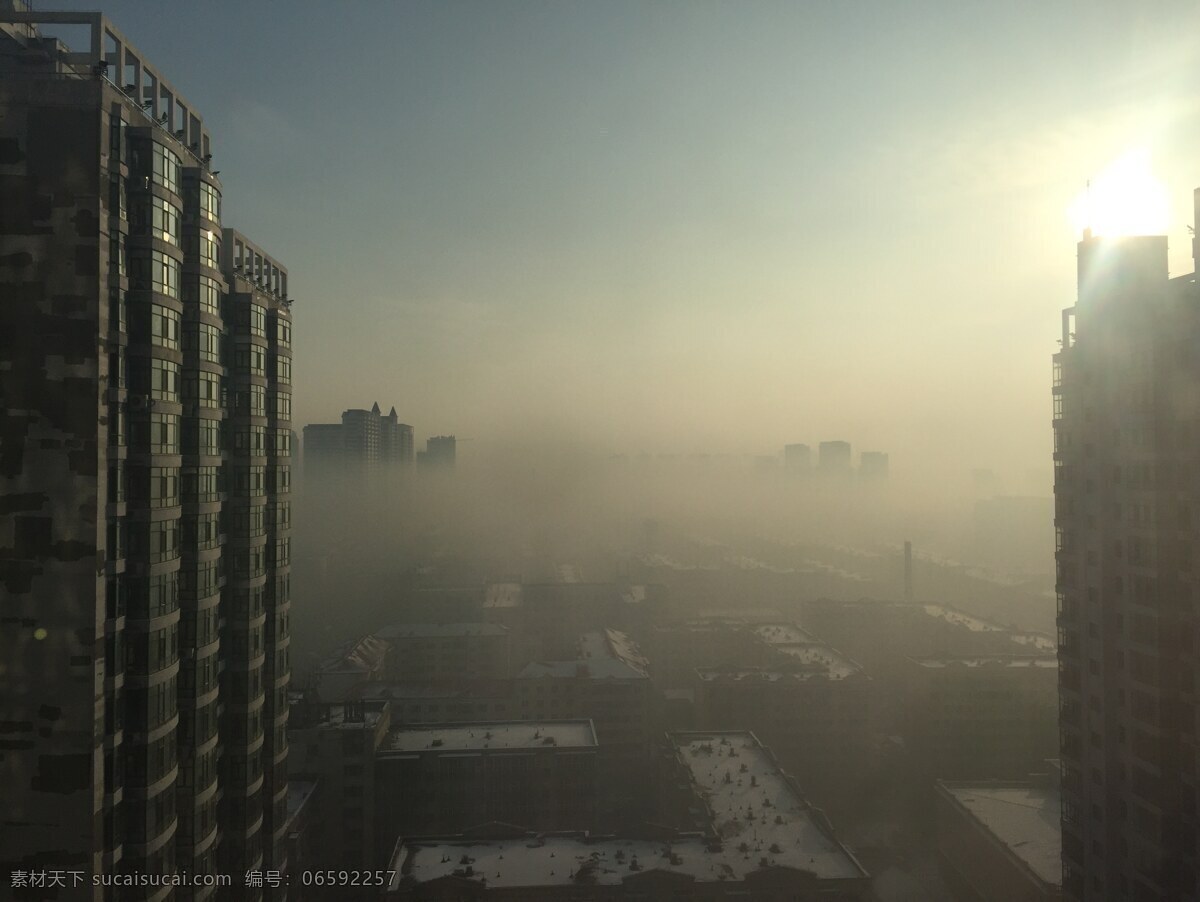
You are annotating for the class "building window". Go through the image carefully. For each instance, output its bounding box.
[185,322,222,364]
[199,228,220,268]
[152,142,181,195]
[149,198,181,245]
[131,250,181,298]
[184,371,223,409]
[149,413,179,454]
[236,344,266,376]
[199,181,221,223]
[150,518,180,563]
[150,304,180,349]
[147,358,181,401]
[183,275,222,315]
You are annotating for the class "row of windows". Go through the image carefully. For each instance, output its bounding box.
[199,181,221,223]
[130,198,181,245]
[130,250,181,299]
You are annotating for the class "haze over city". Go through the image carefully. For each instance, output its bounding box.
[9,2,1200,900]
[48,0,1200,483]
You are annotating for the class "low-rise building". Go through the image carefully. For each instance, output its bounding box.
[384,731,871,900]
[935,776,1062,902]
[287,700,392,868]
[376,721,599,841]
[906,656,1058,780]
[375,622,511,683]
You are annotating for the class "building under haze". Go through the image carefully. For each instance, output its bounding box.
[818,440,852,474]
[416,433,456,469]
[1054,217,1200,900]
[303,402,414,477]
[858,450,889,479]
[783,442,812,471]
[0,7,291,895]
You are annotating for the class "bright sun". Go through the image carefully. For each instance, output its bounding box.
[1068,148,1170,238]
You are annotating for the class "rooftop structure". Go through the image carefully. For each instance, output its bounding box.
[936,778,1062,901]
[385,720,597,753]
[387,732,869,897]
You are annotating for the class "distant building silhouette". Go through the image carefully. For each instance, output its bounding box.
[417,434,456,469]
[818,440,852,474]
[859,450,889,479]
[783,443,812,471]
[303,402,414,476]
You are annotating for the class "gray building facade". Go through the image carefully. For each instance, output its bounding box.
[0,7,291,897]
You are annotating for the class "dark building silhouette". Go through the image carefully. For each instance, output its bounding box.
[303,402,413,476]
[0,6,291,894]
[783,443,812,471]
[1054,218,1200,900]
[858,450,889,479]
[818,440,852,474]
[416,434,456,469]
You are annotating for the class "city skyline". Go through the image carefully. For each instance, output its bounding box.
[45,0,1200,482]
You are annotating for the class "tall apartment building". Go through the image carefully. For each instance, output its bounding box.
[1054,220,1200,900]
[302,403,413,476]
[416,434,455,469]
[0,8,291,897]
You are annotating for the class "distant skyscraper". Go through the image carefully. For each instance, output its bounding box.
[0,6,291,893]
[1055,220,1200,900]
[783,443,812,471]
[818,440,852,474]
[859,451,889,479]
[303,402,414,477]
[417,435,457,469]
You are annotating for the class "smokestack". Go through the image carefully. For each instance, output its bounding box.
[903,541,913,602]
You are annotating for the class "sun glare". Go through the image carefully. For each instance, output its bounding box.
[1068,148,1170,238]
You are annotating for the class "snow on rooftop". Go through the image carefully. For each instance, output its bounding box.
[483,583,523,608]
[754,624,820,645]
[943,783,1062,886]
[1009,632,1057,652]
[773,645,861,679]
[393,733,865,889]
[385,720,597,753]
[914,656,1058,669]
[318,635,389,673]
[921,605,1006,633]
[520,629,649,680]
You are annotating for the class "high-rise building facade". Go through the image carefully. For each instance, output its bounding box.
[0,7,291,897]
[1054,221,1200,900]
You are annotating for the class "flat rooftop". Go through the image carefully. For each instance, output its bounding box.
[913,656,1057,669]
[375,622,507,639]
[391,732,865,889]
[385,720,597,753]
[773,644,861,679]
[921,605,1006,633]
[941,782,1061,886]
[519,629,649,680]
[483,582,523,608]
[754,623,821,645]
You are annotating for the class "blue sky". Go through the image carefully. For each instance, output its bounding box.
[51,0,1200,483]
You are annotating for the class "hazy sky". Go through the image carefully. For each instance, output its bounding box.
[55,0,1200,482]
